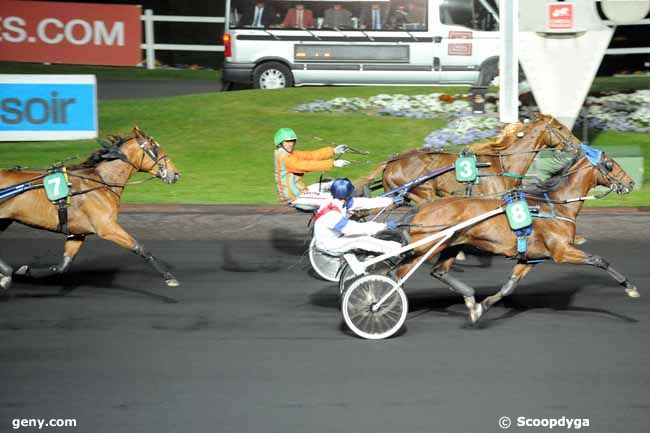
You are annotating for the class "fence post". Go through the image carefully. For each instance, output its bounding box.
[144,9,155,70]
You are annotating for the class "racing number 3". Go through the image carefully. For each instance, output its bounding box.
[455,157,478,182]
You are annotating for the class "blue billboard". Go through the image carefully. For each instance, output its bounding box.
[0,75,97,141]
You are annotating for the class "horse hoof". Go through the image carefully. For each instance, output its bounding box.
[470,303,484,323]
[165,278,180,287]
[14,265,29,276]
[0,276,11,291]
[625,287,640,298]
[573,235,587,245]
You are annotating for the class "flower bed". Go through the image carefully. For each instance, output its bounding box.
[577,90,650,132]
[292,93,502,148]
[292,90,650,148]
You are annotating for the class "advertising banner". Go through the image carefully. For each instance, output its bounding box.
[0,1,141,66]
[0,75,98,141]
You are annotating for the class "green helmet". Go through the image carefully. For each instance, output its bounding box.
[274,127,297,147]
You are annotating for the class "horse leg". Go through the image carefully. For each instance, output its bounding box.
[481,263,535,312]
[0,257,13,291]
[574,234,587,245]
[16,235,86,279]
[553,246,639,298]
[96,223,179,287]
[430,254,482,322]
[0,219,13,289]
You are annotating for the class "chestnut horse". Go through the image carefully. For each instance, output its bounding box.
[401,147,636,323]
[0,127,180,292]
[354,114,580,205]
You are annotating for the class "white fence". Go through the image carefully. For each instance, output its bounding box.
[138,10,649,70]
[141,9,225,70]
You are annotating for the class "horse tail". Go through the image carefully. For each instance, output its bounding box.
[352,161,387,196]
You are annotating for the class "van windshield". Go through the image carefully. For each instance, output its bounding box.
[439,0,499,31]
[229,0,428,31]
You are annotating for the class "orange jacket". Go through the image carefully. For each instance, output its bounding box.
[274,146,334,203]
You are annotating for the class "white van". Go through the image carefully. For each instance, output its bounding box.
[222,0,500,89]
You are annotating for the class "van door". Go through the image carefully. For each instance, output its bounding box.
[432,0,500,83]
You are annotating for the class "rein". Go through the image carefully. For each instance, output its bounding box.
[2,135,167,201]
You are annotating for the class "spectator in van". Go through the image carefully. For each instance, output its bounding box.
[241,0,275,28]
[282,2,315,29]
[361,2,388,30]
[388,2,409,29]
[323,3,353,29]
[407,0,427,26]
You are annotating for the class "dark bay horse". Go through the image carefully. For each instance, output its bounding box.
[401,148,636,323]
[354,114,580,205]
[0,127,180,291]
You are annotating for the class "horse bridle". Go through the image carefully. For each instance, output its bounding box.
[594,156,630,192]
[563,154,629,193]
[135,135,170,180]
[542,118,579,153]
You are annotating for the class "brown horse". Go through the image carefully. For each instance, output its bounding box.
[401,148,637,323]
[354,114,580,205]
[0,127,180,291]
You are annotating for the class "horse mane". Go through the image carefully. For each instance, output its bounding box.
[68,135,131,170]
[470,122,526,153]
[388,148,426,162]
[523,151,583,196]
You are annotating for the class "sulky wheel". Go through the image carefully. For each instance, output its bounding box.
[338,258,396,296]
[341,275,408,340]
[309,238,344,282]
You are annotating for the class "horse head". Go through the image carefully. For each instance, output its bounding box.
[534,113,581,153]
[124,126,180,184]
[589,149,635,194]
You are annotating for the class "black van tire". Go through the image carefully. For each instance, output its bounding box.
[253,62,294,89]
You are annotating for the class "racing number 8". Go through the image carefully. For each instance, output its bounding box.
[510,202,528,224]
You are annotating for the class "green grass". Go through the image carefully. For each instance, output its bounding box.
[0,86,463,204]
[0,84,647,206]
[585,130,650,207]
[588,76,650,93]
[0,61,220,81]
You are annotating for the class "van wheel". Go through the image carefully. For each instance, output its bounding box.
[253,62,293,89]
[220,80,233,92]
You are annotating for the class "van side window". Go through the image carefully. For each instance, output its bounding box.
[230,1,429,31]
[439,0,499,32]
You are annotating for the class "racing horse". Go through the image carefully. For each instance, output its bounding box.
[354,114,580,204]
[401,146,637,323]
[0,127,180,291]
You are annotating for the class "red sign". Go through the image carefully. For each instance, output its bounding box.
[0,1,141,66]
[547,2,574,30]
[449,31,472,40]
[448,43,472,56]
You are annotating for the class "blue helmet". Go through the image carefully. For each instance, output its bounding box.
[330,178,355,200]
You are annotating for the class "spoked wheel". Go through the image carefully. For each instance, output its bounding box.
[342,275,408,340]
[338,258,396,296]
[309,238,343,282]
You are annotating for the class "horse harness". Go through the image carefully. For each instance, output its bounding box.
[0,135,169,235]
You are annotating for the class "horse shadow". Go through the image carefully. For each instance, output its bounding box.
[309,272,638,330]
[4,258,179,303]
[270,228,311,256]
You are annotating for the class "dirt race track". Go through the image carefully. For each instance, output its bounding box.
[0,208,649,433]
